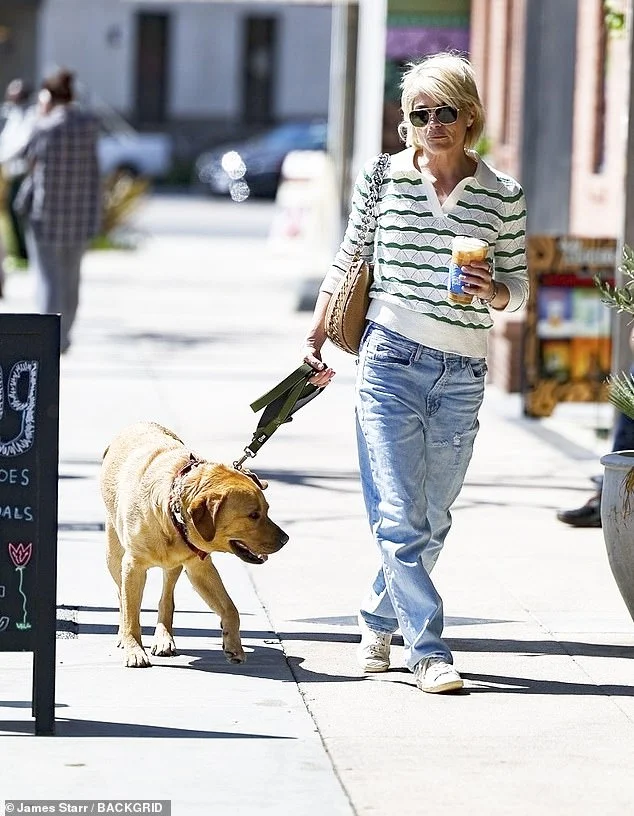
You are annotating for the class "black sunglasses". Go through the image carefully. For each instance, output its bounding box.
[409,105,459,128]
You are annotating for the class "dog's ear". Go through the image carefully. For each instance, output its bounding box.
[242,468,268,490]
[190,494,223,542]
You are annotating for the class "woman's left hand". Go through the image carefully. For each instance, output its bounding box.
[459,260,495,301]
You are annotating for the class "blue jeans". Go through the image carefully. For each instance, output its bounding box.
[355,323,486,669]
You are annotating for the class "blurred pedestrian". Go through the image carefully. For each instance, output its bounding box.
[16,68,101,354]
[0,78,37,266]
[557,327,634,528]
[301,53,529,693]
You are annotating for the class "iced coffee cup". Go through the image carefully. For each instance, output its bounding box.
[447,236,489,304]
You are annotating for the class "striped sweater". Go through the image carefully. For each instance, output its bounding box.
[321,147,529,358]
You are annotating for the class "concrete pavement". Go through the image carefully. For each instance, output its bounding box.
[1,194,633,815]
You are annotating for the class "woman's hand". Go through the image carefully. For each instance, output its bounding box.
[302,342,336,387]
[459,260,509,308]
[302,291,336,387]
[459,259,493,299]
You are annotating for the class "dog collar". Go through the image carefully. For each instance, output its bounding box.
[168,455,209,561]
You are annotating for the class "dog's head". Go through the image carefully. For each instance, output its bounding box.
[182,464,288,564]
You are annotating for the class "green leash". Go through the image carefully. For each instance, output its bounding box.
[233,363,323,470]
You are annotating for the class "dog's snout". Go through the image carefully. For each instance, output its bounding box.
[277,526,289,548]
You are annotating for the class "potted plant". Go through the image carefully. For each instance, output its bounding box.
[595,244,634,620]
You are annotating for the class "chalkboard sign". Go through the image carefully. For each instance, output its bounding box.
[0,314,60,734]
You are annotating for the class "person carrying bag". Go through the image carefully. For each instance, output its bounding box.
[300,52,529,694]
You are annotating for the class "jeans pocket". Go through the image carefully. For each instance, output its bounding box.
[364,324,415,367]
[467,358,488,381]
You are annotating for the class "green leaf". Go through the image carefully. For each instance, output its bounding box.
[608,372,634,421]
[594,243,634,316]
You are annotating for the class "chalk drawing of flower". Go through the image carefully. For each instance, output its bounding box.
[9,542,32,568]
[8,542,33,630]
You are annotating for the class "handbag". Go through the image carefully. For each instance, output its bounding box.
[325,152,390,355]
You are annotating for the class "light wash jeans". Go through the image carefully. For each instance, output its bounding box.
[355,322,486,669]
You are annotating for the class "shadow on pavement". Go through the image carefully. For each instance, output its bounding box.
[462,672,634,696]
[295,614,516,628]
[448,637,634,658]
[165,646,361,685]
[0,719,295,738]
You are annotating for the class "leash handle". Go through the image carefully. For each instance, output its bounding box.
[249,363,317,412]
[234,363,322,469]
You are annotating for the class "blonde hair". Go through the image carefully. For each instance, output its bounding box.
[398,53,485,151]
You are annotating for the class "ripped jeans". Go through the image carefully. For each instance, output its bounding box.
[355,323,486,669]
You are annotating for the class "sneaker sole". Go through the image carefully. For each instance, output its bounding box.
[419,678,464,693]
[360,662,390,673]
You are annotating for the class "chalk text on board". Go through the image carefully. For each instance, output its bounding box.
[0,360,38,457]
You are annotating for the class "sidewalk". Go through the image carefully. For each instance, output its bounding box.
[1,195,633,816]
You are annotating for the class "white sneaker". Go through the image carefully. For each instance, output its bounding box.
[357,616,391,672]
[414,657,464,693]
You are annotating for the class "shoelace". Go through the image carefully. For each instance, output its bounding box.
[367,643,388,657]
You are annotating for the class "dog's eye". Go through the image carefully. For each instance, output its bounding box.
[248,511,261,520]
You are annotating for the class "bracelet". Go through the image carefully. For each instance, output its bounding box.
[480,280,498,306]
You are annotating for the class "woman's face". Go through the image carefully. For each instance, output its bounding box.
[410,92,472,157]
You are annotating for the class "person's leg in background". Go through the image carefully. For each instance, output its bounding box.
[611,399,634,453]
[557,391,634,528]
[57,243,85,352]
[26,230,72,353]
[7,174,29,263]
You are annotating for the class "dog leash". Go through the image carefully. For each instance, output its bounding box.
[233,363,323,471]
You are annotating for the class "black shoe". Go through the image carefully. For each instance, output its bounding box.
[556,495,602,528]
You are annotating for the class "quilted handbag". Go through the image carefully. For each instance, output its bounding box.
[325,152,390,355]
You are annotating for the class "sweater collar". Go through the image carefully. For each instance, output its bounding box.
[391,147,499,190]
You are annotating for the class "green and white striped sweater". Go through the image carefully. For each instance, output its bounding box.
[321,147,529,359]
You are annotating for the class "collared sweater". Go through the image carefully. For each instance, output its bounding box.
[320,147,529,359]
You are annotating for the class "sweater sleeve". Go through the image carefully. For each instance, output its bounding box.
[320,160,379,294]
[494,185,529,312]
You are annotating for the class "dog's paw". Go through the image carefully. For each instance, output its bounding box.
[224,647,246,664]
[124,646,152,668]
[151,639,176,657]
[151,623,176,656]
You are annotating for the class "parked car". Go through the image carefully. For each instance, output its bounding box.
[79,90,173,180]
[98,129,172,180]
[95,110,173,180]
[194,119,327,201]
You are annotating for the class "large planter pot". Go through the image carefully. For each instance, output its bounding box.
[600,450,634,622]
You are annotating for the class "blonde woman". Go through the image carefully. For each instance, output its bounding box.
[302,53,529,693]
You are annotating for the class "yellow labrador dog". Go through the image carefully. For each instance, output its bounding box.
[100,421,288,668]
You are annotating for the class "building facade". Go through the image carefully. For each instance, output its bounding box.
[470,0,627,238]
[469,0,628,391]
[1,0,333,157]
